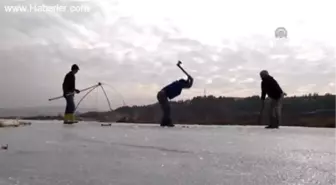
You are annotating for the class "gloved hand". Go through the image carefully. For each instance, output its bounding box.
[75,89,80,94]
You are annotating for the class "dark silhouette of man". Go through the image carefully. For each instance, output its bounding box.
[62,64,80,124]
[157,75,193,127]
[259,70,284,129]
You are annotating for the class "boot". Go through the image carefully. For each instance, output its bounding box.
[69,114,78,124]
[265,115,279,129]
[160,118,174,127]
[63,114,72,124]
[265,125,278,129]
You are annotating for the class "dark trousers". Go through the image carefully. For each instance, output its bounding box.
[268,94,284,127]
[157,90,171,124]
[65,95,75,114]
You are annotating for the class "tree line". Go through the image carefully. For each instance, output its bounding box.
[79,93,335,128]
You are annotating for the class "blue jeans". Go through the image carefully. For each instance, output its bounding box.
[65,95,75,114]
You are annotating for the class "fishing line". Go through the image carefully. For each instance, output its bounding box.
[101,82,127,106]
[64,82,126,114]
[100,85,113,112]
[74,85,99,112]
[73,82,118,113]
[96,86,99,111]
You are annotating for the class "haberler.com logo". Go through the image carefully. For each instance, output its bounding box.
[275,27,287,38]
[3,3,91,13]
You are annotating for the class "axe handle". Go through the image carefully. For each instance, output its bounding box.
[177,64,191,77]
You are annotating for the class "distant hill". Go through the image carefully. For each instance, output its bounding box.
[79,93,335,128]
[0,106,96,117]
[12,93,335,128]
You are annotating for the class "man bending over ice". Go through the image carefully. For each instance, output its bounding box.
[157,75,193,127]
[259,70,285,129]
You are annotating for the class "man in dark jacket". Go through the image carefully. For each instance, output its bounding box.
[62,64,80,124]
[157,75,193,127]
[259,70,284,129]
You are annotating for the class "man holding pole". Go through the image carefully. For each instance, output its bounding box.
[62,64,80,124]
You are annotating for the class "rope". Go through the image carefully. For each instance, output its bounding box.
[100,85,113,112]
[70,82,126,114]
[74,85,99,112]
[96,87,99,111]
[101,83,127,106]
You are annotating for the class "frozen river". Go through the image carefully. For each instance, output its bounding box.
[0,121,335,185]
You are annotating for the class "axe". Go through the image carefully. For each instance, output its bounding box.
[177,60,191,77]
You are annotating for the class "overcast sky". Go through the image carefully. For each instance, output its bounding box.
[0,0,335,110]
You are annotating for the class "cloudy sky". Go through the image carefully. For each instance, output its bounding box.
[0,0,335,110]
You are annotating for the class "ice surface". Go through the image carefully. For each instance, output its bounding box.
[0,121,335,185]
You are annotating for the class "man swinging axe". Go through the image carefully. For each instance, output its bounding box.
[157,61,193,127]
[62,64,81,124]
